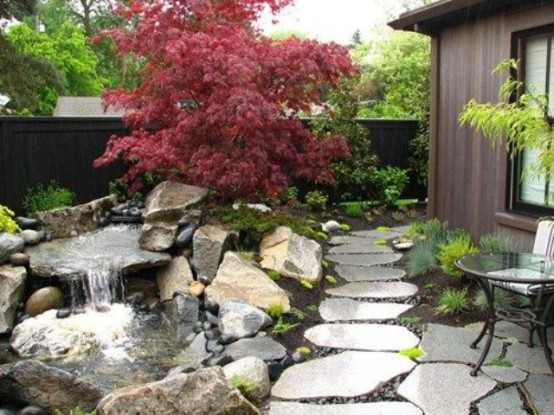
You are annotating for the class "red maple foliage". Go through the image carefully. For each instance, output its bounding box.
[94,0,357,200]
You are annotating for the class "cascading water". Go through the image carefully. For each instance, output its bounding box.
[68,266,125,312]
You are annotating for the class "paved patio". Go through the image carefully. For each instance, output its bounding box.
[268,226,554,415]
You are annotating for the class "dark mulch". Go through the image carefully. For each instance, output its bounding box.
[268,202,487,352]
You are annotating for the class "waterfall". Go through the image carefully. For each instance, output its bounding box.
[70,266,124,311]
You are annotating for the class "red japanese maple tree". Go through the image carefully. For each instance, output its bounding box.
[94,0,357,200]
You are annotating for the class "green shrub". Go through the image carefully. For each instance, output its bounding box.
[479,233,517,253]
[265,302,285,319]
[407,242,437,277]
[373,166,409,207]
[437,233,479,278]
[0,205,20,234]
[340,223,351,232]
[23,180,75,214]
[231,375,256,398]
[344,203,364,218]
[435,288,469,315]
[304,190,328,211]
[280,186,299,204]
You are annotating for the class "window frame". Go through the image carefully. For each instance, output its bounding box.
[507,24,554,217]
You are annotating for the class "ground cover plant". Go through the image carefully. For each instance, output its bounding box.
[22,180,76,215]
[94,0,357,200]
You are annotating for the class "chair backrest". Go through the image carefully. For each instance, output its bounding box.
[533,220,554,257]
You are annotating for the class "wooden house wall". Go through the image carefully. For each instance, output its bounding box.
[429,2,554,249]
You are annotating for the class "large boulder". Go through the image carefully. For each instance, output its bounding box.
[33,195,117,239]
[25,225,171,280]
[0,360,103,414]
[156,256,194,302]
[164,293,199,345]
[97,366,259,415]
[139,182,208,251]
[218,301,272,340]
[24,286,64,317]
[205,252,290,312]
[259,226,322,283]
[223,356,271,403]
[0,265,26,333]
[192,225,237,282]
[0,233,25,265]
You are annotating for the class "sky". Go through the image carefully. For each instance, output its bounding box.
[258,0,409,45]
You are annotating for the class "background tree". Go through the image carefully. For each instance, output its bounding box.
[94,0,357,200]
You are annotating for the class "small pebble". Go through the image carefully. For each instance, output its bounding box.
[56,308,71,319]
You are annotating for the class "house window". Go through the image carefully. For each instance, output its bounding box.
[509,25,554,216]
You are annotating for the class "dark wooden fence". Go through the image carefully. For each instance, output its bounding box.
[0,117,425,215]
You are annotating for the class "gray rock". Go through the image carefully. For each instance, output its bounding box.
[269,402,423,415]
[218,301,272,340]
[97,367,259,415]
[328,244,394,254]
[19,230,41,246]
[192,225,237,282]
[174,226,194,249]
[398,363,496,415]
[260,226,322,283]
[328,236,378,246]
[139,222,178,251]
[25,286,64,317]
[223,356,271,402]
[8,253,29,266]
[335,264,406,281]
[319,298,412,322]
[205,252,290,312]
[156,256,194,302]
[522,373,554,414]
[0,265,26,333]
[481,365,527,383]
[325,253,402,267]
[304,324,420,351]
[167,333,211,375]
[164,293,199,345]
[225,336,287,362]
[505,341,554,375]
[477,386,526,415]
[0,233,24,264]
[232,203,271,212]
[33,195,116,239]
[0,360,103,414]
[326,281,418,299]
[271,351,415,400]
[142,181,208,223]
[25,225,171,280]
[321,220,341,233]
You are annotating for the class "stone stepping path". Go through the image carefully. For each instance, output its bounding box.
[477,386,527,415]
[319,298,413,322]
[335,264,406,282]
[326,281,418,299]
[329,235,383,246]
[271,351,416,400]
[522,374,554,414]
[269,402,423,415]
[325,253,402,267]
[328,244,393,255]
[398,363,496,415]
[350,229,405,240]
[304,324,420,351]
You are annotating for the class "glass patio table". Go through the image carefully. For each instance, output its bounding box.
[455,253,554,376]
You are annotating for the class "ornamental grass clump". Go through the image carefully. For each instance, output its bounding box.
[23,180,75,214]
[437,232,479,278]
[436,287,469,315]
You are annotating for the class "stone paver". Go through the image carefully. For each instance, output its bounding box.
[269,402,423,415]
[304,324,419,351]
[418,324,503,366]
[329,236,382,246]
[505,341,554,375]
[522,373,554,414]
[481,365,528,383]
[319,298,413,322]
[477,386,526,415]
[398,363,496,415]
[224,336,287,361]
[350,229,405,240]
[328,244,393,255]
[465,321,553,345]
[326,253,402,267]
[335,265,405,282]
[271,351,415,400]
[326,281,418,299]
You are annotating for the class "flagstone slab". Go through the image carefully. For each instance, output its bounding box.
[326,281,418,299]
[465,321,554,345]
[522,373,554,414]
[329,236,382,246]
[328,244,393,255]
[398,363,496,415]
[224,336,287,361]
[304,324,419,351]
[269,402,423,415]
[504,341,554,375]
[418,324,503,365]
[350,229,405,240]
[335,265,406,282]
[319,298,413,322]
[325,253,402,267]
[271,351,416,400]
[477,386,526,415]
[481,365,527,383]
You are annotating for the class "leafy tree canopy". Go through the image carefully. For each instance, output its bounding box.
[0,0,35,20]
[94,0,357,200]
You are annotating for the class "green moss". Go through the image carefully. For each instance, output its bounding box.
[325,275,337,284]
[374,239,388,246]
[376,226,391,232]
[266,270,281,281]
[296,346,312,356]
[321,260,329,269]
[231,375,256,397]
